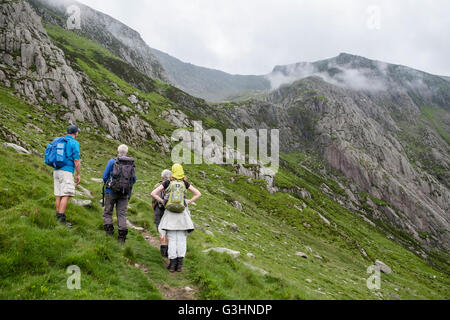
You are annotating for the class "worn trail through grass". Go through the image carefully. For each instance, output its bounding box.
[127,219,198,300]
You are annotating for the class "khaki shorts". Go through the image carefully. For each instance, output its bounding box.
[53,170,75,197]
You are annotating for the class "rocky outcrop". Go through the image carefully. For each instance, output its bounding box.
[0,0,171,151]
[0,0,95,122]
[29,0,169,83]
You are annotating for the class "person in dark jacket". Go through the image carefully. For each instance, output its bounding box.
[152,169,172,258]
[102,144,136,244]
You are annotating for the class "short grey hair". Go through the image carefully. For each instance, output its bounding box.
[117,144,128,157]
[161,169,172,181]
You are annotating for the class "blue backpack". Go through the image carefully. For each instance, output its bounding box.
[45,137,68,169]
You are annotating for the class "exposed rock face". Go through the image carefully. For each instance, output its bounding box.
[29,0,169,83]
[213,74,450,250]
[0,0,94,122]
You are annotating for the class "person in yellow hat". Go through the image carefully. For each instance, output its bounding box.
[151,164,201,272]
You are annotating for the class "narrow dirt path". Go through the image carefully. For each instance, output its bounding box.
[127,219,198,300]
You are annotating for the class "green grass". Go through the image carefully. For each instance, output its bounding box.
[421,106,450,145]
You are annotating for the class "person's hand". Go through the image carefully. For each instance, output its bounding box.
[186,199,192,205]
[76,173,81,185]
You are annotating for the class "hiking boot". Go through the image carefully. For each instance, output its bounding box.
[167,259,177,273]
[118,229,128,245]
[176,257,184,272]
[160,245,168,258]
[104,224,114,236]
[56,213,72,229]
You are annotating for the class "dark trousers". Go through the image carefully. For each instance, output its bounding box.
[154,205,165,232]
[103,193,128,231]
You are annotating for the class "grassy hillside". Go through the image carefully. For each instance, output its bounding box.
[0,23,449,300]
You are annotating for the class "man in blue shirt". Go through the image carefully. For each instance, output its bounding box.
[102,144,136,244]
[54,125,81,228]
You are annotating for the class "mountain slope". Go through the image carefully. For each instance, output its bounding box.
[211,73,450,251]
[149,47,271,102]
[0,0,449,300]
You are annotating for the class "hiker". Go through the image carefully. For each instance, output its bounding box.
[102,144,136,244]
[152,169,172,258]
[48,125,81,228]
[151,164,201,272]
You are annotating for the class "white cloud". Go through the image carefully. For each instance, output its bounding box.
[77,0,450,76]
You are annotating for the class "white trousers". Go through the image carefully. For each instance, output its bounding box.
[167,230,187,259]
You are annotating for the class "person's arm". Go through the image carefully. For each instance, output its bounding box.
[73,141,81,185]
[74,160,81,185]
[151,185,165,204]
[102,160,114,183]
[186,185,201,205]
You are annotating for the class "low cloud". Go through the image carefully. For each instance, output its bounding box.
[266,60,388,92]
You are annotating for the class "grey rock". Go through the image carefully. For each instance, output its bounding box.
[242,261,268,275]
[76,185,93,198]
[229,223,240,232]
[317,212,331,225]
[71,199,93,208]
[128,94,138,104]
[375,260,392,274]
[203,247,240,258]
[2,142,30,154]
[204,230,214,237]
[231,201,243,211]
[295,252,308,259]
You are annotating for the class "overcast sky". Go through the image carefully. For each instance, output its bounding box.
[77,0,450,76]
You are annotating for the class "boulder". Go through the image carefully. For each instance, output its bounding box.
[375,260,392,274]
[295,252,308,259]
[71,199,93,208]
[204,230,214,237]
[203,247,240,258]
[128,94,138,104]
[76,185,92,198]
[242,261,268,276]
[231,201,243,211]
[317,212,331,225]
[229,223,240,232]
[2,142,30,154]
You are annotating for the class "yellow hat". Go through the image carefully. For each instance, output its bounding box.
[172,163,185,180]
